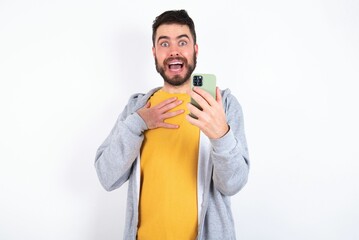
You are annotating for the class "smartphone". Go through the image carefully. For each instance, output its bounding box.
[190,73,217,118]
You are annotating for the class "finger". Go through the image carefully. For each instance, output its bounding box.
[159,99,183,113]
[145,101,151,108]
[155,97,178,109]
[190,90,210,112]
[187,103,203,119]
[162,109,185,119]
[157,122,180,129]
[216,87,223,104]
[186,113,201,126]
[193,87,217,106]
[157,109,185,129]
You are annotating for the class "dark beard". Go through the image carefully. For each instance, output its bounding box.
[155,53,197,86]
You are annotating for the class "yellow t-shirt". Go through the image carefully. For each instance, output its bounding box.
[137,89,200,240]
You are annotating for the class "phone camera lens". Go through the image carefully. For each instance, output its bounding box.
[198,76,203,86]
[193,75,203,86]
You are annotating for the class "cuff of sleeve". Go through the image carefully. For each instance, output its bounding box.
[123,112,148,136]
[209,129,237,153]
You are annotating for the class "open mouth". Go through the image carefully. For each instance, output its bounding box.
[167,60,184,71]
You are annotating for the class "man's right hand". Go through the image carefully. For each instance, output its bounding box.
[137,97,184,129]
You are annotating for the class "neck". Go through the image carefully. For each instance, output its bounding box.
[162,81,191,94]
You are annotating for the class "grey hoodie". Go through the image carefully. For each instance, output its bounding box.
[95,87,249,240]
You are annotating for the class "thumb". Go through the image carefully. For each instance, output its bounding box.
[216,87,222,104]
[145,101,151,108]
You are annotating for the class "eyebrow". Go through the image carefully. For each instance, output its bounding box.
[157,34,190,44]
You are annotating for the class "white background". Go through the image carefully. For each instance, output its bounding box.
[1,0,358,239]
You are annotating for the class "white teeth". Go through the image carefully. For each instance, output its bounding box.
[169,62,182,65]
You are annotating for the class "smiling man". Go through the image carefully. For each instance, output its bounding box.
[154,23,197,88]
[95,10,249,240]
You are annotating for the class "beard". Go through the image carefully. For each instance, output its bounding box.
[155,52,197,86]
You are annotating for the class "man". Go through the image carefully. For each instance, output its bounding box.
[95,9,249,240]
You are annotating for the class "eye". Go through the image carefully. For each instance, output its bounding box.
[160,42,169,47]
[179,40,187,46]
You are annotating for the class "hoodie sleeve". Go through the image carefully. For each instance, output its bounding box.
[209,90,250,196]
[94,94,148,191]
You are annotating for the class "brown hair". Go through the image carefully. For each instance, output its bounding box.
[152,10,197,46]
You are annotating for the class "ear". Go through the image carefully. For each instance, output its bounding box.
[152,46,156,58]
[194,44,199,57]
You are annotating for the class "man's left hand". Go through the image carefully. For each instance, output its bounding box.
[186,87,229,139]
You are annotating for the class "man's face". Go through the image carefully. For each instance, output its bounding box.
[152,24,198,86]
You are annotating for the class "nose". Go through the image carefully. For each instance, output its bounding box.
[170,52,179,57]
[169,45,180,57]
